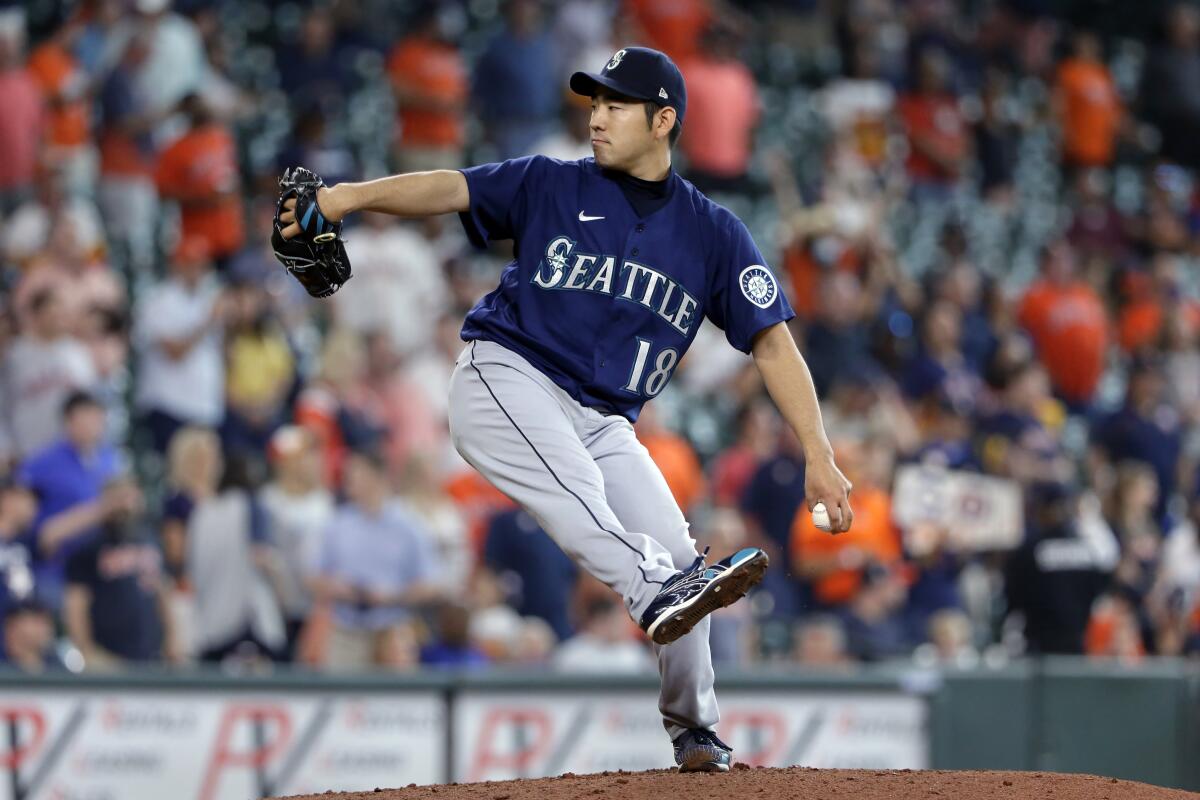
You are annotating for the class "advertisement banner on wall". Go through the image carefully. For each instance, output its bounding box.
[452,690,928,782]
[0,691,444,800]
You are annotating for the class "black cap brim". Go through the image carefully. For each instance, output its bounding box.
[569,71,658,104]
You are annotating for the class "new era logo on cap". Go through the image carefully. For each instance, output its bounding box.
[659,87,668,99]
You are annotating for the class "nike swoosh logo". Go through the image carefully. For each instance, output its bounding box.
[578,212,605,222]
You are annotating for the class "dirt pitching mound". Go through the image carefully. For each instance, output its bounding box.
[275,766,1200,800]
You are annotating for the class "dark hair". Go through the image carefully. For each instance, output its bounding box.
[61,390,102,419]
[27,288,57,315]
[643,103,682,147]
[347,446,389,475]
[218,452,265,493]
[3,598,51,623]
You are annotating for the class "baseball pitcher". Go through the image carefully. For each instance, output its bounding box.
[274,46,854,772]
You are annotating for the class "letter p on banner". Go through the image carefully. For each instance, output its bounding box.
[199,704,293,800]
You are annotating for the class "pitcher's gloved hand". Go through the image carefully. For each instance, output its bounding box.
[271,167,352,298]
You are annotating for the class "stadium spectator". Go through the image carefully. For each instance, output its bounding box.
[1,600,61,673]
[335,212,450,357]
[914,608,978,667]
[802,273,876,396]
[792,439,902,608]
[1117,253,1200,355]
[257,426,334,657]
[625,0,712,63]
[973,69,1021,201]
[1017,240,1109,409]
[533,91,594,161]
[406,312,474,470]
[294,329,385,488]
[466,565,527,660]
[387,6,468,173]
[0,482,37,622]
[162,428,284,662]
[1054,30,1122,169]
[0,9,43,213]
[709,398,780,508]
[483,508,577,641]
[898,46,970,201]
[822,364,920,455]
[903,512,968,642]
[275,106,357,193]
[96,30,161,273]
[1085,590,1146,662]
[26,21,93,198]
[553,596,655,673]
[818,41,896,174]
[678,24,761,194]
[1106,461,1164,603]
[912,390,978,472]
[398,453,471,596]
[1092,355,1183,526]
[420,602,490,669]
[308,448,441,671]
[1005,482,1119,654]
[1138,2,1200,168]
[125,0,207,119]
[1161,304,1200,425]
[740,426,807,617]
[636,403,707,515]
[357,332,443,476]
[793,614,852,667]
[471,0,561,159]
[220,280,295,458]
[1066,168,1130,264]
[18,392,127,609]
[2,288,98,458]
[189,5,254,123]
[900,299,982,410]
[840,564,911,661]
[508,617,559,666]
[13,209,123,339]
[277,6,353,118]
[1154,487,1200,651]
[976,360,1063,480]
[553,0,621,77]
[64,476,178,668]
[133,237,227,453]
[154,94,245,269]
[160,425,214,578]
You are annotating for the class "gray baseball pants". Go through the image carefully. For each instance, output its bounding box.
[447,339,717,738]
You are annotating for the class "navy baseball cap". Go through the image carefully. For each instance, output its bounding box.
[570,46,687,125]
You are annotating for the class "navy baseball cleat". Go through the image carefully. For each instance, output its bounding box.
[640,547,768,645]
[673,728,733,773]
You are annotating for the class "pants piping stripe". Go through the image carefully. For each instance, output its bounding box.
[469,342,666,587]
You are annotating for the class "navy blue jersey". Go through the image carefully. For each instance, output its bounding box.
[459,156,794,420]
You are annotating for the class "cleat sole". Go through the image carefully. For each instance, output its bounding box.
[647,550,768,645]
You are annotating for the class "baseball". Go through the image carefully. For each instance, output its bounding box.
[811,502,833,532]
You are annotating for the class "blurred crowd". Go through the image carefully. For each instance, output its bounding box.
[0,0,1199,676]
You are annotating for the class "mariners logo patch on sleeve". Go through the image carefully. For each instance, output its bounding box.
[739,265,778,308]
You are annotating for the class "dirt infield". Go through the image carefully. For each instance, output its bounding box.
[275,766,1200,800]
